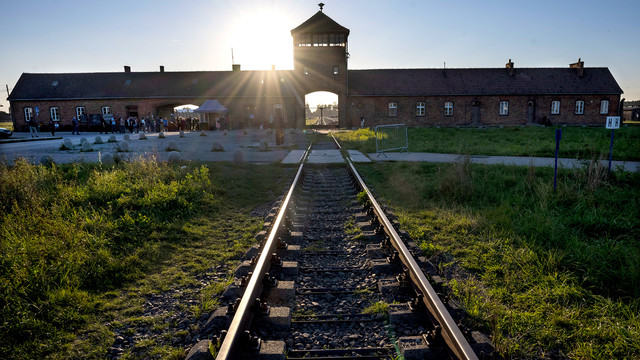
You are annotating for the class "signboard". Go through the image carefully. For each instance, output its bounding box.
[606,116,620,129]
[35,106,39,115]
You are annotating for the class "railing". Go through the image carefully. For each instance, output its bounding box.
[375,124,409,156]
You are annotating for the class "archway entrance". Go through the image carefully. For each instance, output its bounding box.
[305,91,338,128]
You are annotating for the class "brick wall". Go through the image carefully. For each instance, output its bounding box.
[11,96,300,131]
[348,94,620,127]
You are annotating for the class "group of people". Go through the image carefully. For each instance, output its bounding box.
[94,116,204,134]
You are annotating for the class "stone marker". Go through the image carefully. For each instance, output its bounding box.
[81,141,93,152]
[108,135,117,142]
[259,139,268,151]
[40,155,55,166]
[179,131,185,137]
[158,131,165,139]
[123,134,130,141]
[79,137,87,145]
[119,140,130,152]
[166,140,179,151]
[94,136,104,144]
[168,151,180,162]
[62,138,73,150]
[139,133,147,140]
[101,152,114,165]
[211,141,224,152]
[234,149,245,163]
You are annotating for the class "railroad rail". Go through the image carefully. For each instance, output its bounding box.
[205,140,486,360]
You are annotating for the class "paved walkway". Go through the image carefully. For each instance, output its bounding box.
[1,130,638,172]
[369,152,640,172]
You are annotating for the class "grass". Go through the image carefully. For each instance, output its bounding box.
[0,157,292,359]
[333,126,640,161]
[355,160,640,359]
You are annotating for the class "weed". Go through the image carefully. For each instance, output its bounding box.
[0,159,291,359]
[355,161,640,358]
[362,301,389,319]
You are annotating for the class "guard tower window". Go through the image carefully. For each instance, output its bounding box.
[102,106,112,116]
[600,100,609,114]
[551,100,560,114]
[388,102,398,117]
[575,100,584,115]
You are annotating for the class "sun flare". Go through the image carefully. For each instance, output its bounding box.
[227,9,295,71]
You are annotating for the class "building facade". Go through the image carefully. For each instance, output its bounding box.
[7,7,623,131]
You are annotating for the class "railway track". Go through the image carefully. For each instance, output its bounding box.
[193,140,493,360]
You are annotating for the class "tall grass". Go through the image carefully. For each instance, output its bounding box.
[0,158,289,359]
[356,160,640,358]
[333,126,640,161]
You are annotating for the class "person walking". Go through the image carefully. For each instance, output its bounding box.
[71,117,80,135]
[49,119,56,136]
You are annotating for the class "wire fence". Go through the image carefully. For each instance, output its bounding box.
[375,124,409,156]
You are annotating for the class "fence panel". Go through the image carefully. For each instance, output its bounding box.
[375,124,409,156]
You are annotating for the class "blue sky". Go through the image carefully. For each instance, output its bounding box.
[2,0,639,111]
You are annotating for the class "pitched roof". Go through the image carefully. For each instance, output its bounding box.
[8,70,298,101]
[8,67,623,102]
[347,67,623,96]
[291,11,349,35]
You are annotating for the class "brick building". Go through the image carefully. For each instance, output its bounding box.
[7,6,623,131]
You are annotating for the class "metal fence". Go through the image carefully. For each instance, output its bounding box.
[375,124,409,156]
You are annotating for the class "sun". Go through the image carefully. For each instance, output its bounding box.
[227,9,295,71]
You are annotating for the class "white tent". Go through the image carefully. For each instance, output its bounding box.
[194,100,228,114]
[194,100,228,130]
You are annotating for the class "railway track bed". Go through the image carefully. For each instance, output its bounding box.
[190,142,494,360]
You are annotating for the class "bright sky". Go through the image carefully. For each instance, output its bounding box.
[2,0,639,112]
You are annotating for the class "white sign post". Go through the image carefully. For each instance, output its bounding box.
[606,116,620,174]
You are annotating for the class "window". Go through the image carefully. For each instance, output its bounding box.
[388,102,398,117]
[600,100,609,114]
[76,106,86,120]
[102,106,112,116]
[50,107,60,121]
[333,66,339,75]
[551,101,560,115]
[416,102,425,116]
[575,100,584,115]
[24,107,34,122]
[444,102,454,116]
[499,101,509,116]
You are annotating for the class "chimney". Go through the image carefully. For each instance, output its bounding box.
[570,58,584,78]
[506,59,514,77]
[160,65,165,73]
[124,65,131,73]
[232,64,241,72]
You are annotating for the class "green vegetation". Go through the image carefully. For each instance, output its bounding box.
[356,160,640,358]
[362,301,389,319]
[333,126,640,161]
[0,158,291,359]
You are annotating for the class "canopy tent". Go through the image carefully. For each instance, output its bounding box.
[194,100,228,130]
[194,100,228,114]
